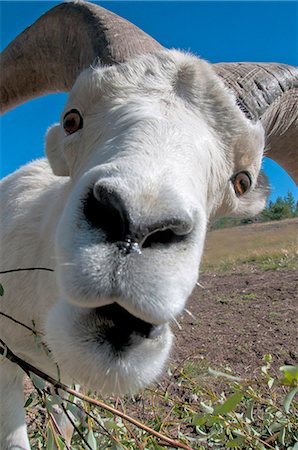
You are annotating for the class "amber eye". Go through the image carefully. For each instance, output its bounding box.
[231,171,252,197]
[63,109,83,135]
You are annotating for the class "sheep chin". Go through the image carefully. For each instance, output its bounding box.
[44,300,173,395]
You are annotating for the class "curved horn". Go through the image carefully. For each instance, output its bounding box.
[0,1,162,114]
[214,63,298,184]
[2,3,297,183]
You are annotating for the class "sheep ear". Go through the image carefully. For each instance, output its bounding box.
[45,124,69,176]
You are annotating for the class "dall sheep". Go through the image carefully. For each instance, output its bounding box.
[0,2,297,449]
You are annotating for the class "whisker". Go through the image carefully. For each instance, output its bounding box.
[100,371,109,393]
[173,317,182,330]
[114,371,119,395]
[58,262,77,267]
[196,281,205,288]
[184,308,195,320]
[116,372,122,395]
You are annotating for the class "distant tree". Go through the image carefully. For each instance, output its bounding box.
[210,191,297,229]
[285,191,296,216]
[268,196,289,220]
[260,191,297,221]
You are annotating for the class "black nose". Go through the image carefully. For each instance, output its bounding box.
[83,184,193,249]
[83,185,129,242]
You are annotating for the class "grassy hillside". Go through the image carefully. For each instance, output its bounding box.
[202,218,298,272]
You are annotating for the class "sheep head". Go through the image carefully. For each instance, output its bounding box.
[1,2,296,396]
[43,50,267,393]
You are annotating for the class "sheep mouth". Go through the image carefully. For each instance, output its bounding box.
[94,303,165,351]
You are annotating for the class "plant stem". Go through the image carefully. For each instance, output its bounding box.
[0,340,193,450]
[0,311,42,335]
[0,268,54,274]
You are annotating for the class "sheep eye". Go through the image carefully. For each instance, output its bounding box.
[63,109,83,135]
[231,171,252,197]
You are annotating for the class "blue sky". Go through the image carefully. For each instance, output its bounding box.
[1,1,297,202]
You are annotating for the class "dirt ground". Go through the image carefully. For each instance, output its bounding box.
[170,265,298,377]
[22,265,297,388]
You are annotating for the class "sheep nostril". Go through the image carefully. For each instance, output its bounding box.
[83,184,194,250]
[83,186,129,242]
[141,221,193,249]
[141,229,178,248]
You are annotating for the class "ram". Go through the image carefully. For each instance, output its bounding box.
[0,2,297,448]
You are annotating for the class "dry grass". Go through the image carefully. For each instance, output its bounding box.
[201,218,298,272]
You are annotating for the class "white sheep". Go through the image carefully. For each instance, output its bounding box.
[0,2,297,449]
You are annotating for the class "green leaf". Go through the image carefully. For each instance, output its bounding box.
[0,283,4,296]
[105,420,121,431]
[232,428,246,437]
[226,437,245,448]
[87,429,97,450]
[192,413,207,427]
[205,415,219,427]
[200,401,214,414]
[245,400,254,422]
[30,372,46,390]
[208,367,242,382]
[24,393,35,408]
[278,426,286,445]
[110,443,123,450]
[66,403,82,422]
[46,425,55,450]
[283,387,298,413]
[56,435,66,450]
[268,377,275,389]
[280,365,298,384]
[49,394,62,406]
[269,422,283,433]
[45,400,55,414]
[195,426,208,436]
[214,392,244,416]
[264,353,272,363]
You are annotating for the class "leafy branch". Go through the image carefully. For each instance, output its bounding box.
[0,339,193,450]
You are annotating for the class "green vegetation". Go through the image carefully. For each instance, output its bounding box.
[241,293,257,300]
[202,250,298,274]
[261,192,298,222]
[201,218,298,273]
[212,192,298,230]
[24,356,298,449]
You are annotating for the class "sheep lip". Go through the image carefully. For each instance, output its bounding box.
[94,303,165,346]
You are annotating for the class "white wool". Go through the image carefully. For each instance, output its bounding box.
[0,50,267,449]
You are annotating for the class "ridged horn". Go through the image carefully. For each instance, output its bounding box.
[1,2,297,183]
[214,63,298,184]
[0,1,162,114]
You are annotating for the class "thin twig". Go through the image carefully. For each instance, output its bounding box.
[60,403,93,450]
[49,412,71,450]
[0,268,54,274]
[223,414,276,450]
[264,432,279,445]
[65,397,117,443]
[0,311,42,335]
[48,418,63,450]
[118,398,144,450]
[0,340,193,450]
[49,412,63,437]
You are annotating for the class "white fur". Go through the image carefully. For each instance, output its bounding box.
[0,50,267,448]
